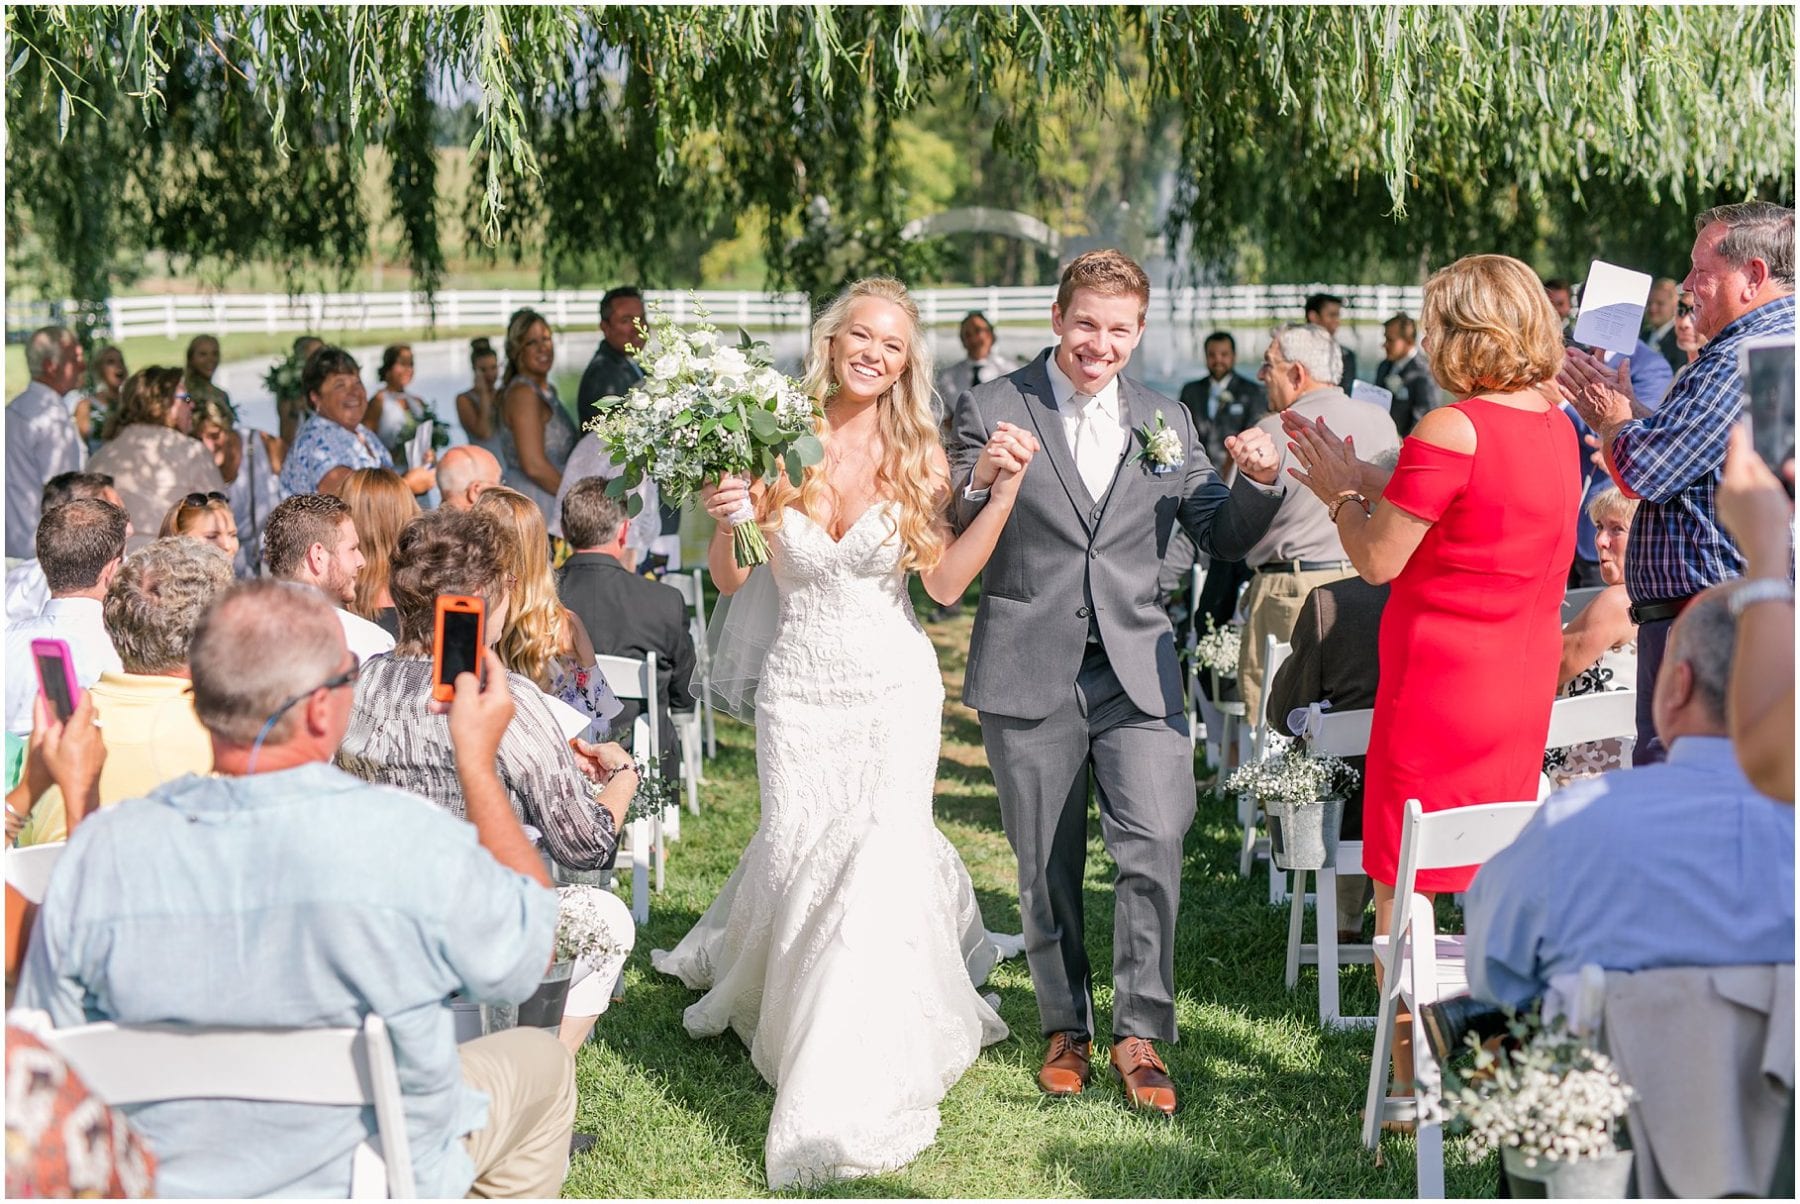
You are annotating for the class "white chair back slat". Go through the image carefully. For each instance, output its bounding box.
[1260,637,1294,730]
[596,652,662,920]
[21,1012,416,1198]
[1302,703,1374,758]
[1392,797,1541,898]
[6,841,67,905]
[1543,689,1637,748]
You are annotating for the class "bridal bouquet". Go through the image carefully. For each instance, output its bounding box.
[588,303,822,567]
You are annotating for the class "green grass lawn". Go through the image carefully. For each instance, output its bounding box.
[564,610,1499,1198]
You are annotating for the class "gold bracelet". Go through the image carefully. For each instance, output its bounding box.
[1327,492,1371,523]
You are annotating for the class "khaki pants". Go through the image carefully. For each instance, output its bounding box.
[1237,565,1357,727]
[460,1027,578,1198]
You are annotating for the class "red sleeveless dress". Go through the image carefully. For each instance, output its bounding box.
[1362,398,1579,891]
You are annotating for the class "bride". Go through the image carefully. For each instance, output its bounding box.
[651,277,1040,1188]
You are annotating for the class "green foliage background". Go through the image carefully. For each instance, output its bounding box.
[6,4,1793,311]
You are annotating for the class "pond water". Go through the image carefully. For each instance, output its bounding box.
[213,320,1391,441]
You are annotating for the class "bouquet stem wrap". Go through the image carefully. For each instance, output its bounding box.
[727,496,768,568]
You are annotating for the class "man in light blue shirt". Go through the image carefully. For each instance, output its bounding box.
[17,580,574,1198]
[1467,582,1796,1010]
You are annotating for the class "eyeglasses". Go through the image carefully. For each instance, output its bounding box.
[181,491,230,508]
[245,653,362,771]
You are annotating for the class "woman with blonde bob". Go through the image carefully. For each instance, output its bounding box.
[157,491,240,566]
[473,485,621,741]
[653,277,1041,1189]
[1283,253,1580,1117]
[332,467,419,634]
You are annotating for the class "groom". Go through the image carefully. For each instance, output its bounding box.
[948,249,1283,1115]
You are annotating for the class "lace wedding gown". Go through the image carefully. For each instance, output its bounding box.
[651,502,1009,1189]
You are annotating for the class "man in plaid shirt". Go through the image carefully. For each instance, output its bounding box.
[1559,201,1794,764]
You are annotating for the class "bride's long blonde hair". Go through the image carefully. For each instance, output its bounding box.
[758,277,947,573]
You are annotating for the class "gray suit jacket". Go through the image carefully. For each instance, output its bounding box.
[949,350,1283,721]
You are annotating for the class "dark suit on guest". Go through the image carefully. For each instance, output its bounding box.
[1338,344,1359,392]
[1375,352,1439,437]
[557,551,698,781]
[1177,372,1267,472]
[1266,576,1390,840]
[577,341,681,543]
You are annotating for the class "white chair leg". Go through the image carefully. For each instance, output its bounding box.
[1268,862,1289,907]
[1317,866,1341,1025]
[663,801,680,844]
[1285,869,1307,990]
[1362,938,1402,1150]
[629,817,650,924]
[653,814,666,893]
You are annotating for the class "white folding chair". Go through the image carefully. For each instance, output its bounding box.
[1182,563,1207,752]
[6,841,67,904]
[1561,585,1607,623]
[1362,797,1542,1197]
[663,569,716,782]
[594,651,664,924]
[1543,689,1638,754]
[11,1009,416,1198]
[1285,703,1378,1029]
[1241,637,1293,904]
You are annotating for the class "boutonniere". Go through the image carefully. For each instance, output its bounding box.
[1133,410,1185,474]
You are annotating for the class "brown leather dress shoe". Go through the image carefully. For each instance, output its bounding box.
[1111,1037,1178,1115]
[1038,1031,1093,1096]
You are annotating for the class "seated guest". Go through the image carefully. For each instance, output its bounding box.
[335,508,637,1049]
[335,466,418,637]
[1467,582,1795,1012]
[262,493,396,660]
[278,346,436,499]
[436,443,504,511]
[1267,575,1391,943]
[475,487,624,742]
[557,478,698,781]
[157,490,241,565]
[6,472,130,621]
[4,499,127,735]
[88,366,224,553]
[16,580,578,1198]
[1548,486,1640,784]
[13,538,233,846]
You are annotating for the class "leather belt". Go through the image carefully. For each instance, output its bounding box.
[1628,595,1695,626]
[1254,558,1354,574]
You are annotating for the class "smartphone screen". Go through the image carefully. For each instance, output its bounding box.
[436,607,482,690]
[34,649,75,722]
[1740,337,1795,494]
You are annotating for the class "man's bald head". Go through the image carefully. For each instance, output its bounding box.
[436,445,503,511]
[1652,582,1741,746]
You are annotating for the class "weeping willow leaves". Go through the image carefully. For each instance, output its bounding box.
[5,4,1793,305]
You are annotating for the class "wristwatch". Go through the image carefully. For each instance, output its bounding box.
[1728,578,1794,618]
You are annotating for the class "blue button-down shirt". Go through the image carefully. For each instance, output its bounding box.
[16,763,558,1199]
[1611,294,1795,603]
[280,413,396,497]
[1466,737,1795,1011]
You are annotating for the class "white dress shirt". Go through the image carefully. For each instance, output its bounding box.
[1045,353,1128,500]
[4,596,122,734]
[5,558,50,621]
[337,607,397,662]
[5,381,87,559]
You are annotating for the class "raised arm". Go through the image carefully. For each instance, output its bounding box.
[699,475,762,596]
[919,432,1039,607]
[946,386,993,535]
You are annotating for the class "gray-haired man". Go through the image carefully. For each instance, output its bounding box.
[6,326,88,558]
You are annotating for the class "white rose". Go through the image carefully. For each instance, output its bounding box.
[689,329,718,349]
[711,346,751,380]
[652,352,684,381]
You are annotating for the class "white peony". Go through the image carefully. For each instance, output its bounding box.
[710,346,751,380]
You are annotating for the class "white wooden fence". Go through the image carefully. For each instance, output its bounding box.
[8,283,1426,342]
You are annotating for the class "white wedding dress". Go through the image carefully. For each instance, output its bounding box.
[651,501,1009,1189]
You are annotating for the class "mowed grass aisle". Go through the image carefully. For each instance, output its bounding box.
[564,611,1498,1198]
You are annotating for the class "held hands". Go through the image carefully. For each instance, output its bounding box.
[1717,424,1795,576]
[1280,410,1364,502]
[1555,348,1636,435]
[1223,426,1282,486]
[438,649,514,765]
[974,422,1040,498]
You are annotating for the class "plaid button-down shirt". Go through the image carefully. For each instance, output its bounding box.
[1611,293,1794,604]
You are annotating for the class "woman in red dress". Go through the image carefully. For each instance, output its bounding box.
[1284,254,1578,1098]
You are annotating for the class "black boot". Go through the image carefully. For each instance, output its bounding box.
[1419,996,1511,1064]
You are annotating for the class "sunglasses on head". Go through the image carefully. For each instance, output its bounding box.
[180,491,230,508]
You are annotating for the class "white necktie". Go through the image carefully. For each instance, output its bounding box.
[1071,394,1115,499]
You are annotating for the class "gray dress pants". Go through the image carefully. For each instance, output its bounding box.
[981,642,1197,1044]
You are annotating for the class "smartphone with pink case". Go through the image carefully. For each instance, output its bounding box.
[31,637,82,723]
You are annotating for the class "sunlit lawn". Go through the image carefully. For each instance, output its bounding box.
[564,609,1497,1198]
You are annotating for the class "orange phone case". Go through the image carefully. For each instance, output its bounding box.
[431,595,485,703]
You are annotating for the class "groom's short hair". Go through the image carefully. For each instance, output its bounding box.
[1056,250,1150,321]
